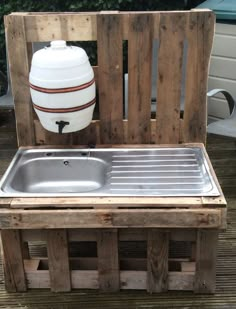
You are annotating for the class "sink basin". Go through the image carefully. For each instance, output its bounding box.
[10,157,107,194]
[0,147,220,197]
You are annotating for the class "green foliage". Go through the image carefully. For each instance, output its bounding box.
[0,0,204,94]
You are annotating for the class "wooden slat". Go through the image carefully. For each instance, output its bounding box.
[25,270,194,291]
[181,261,196,272]
[47,229,71,292]
[33,117,221,146]
[156,13,186,144]
[127,14,153,144]
[4,15,35,146]
[72,122,100,146]
[147,230,169,292]
[0,230,26,292]
[183,11,215,144]
[24,14,97,42]
[97,229,119,292]
[24,259,40,271]
[97,13,124,144]
[0,208,222,229]
[22,242,30,259]
[194,229,218,293]
[0,198,12,208]
[21,228,196,242]
[10,195,225,209]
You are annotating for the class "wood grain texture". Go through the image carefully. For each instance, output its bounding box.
[21,228,196,242]
[127,14,153,144]
[0,198,12,208]
[24,14,97,42]
[97,229,119,291]
[4,15,35,146]
[5,11,215,147]
[156,13,186,144]
[147,230,169,292]
[1,230,26,292]
[47,229,71,292]
[25,270,194,290]
[194,229,218,293]
[183,11,215,144]
[97,13,124,144]
[0,208,222,229]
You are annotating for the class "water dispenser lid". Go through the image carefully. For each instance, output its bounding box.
[32,40,88,69]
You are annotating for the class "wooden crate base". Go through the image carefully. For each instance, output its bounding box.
[0,228,218,293]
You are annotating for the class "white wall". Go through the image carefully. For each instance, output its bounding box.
[208,22,236,119]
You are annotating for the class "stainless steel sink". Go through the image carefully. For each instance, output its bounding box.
[0,147,220,197]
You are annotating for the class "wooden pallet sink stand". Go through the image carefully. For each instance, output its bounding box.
[0,10,226,293]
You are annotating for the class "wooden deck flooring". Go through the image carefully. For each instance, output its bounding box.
[0,110,236,308]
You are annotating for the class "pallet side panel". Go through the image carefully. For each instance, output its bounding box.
[5,11,214,146]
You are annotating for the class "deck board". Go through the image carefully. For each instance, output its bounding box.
[0,111,235,307]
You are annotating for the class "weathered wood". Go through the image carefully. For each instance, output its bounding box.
[194,229,218,293]
[5,11,215,147]
[1,11,225,295]
[24,14,97,42]
[22,242,30,259]
[97,13,124,143]
[21,228,196,242]
[97,229,120,291]
[181,261,196,272]
[127,14,153,143]
[183,11,215,143]
[9,196,206,208]
[0,208,222,229]
[0,198,12,208]
[147,230,169,292]
[24,259,40,271]
[4,15,35,146]
[0,230,27,292]
[47,229,71,292]
[25,270,194,291]
[156,13,186,144]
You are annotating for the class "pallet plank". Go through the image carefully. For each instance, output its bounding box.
[26,270,194,290]
[21,228,196,242]
[1,230,26,292]
[128,14,153,143]
[97,229,120,291]
[183,11,215,143]
[194,229,218,293]
[4,15,35,146]
[147,230,169,292]
[97,13,124,144]
[0,208,222,229]
[47,229,71,292]
[24,14,97,42]
[156,13,186,144]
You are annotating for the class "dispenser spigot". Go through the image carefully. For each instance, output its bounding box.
[56,121,70,134]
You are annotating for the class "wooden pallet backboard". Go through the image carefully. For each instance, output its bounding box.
[4,10,215,147]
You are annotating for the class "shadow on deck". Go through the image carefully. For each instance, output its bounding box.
[0,110,236,308]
